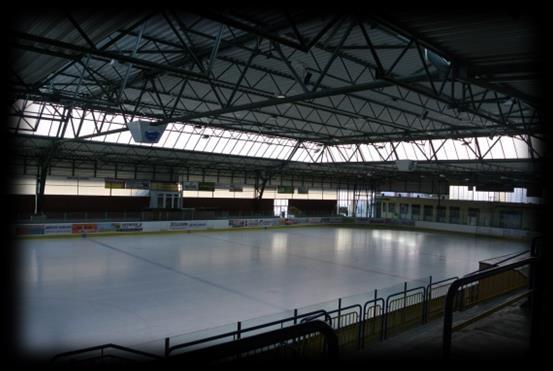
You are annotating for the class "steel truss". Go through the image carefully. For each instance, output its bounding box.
[8,10,544,190]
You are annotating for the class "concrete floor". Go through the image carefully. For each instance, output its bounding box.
[347,293,531,360]
[16,226,528,357]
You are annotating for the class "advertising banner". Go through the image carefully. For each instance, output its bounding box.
[182,181,199,191]
[112,222,143,232]
[105,178,126,189]
[96,223,117,232]
[229,219,246,228]
[277,186,294,194]
[125,180,150,190]
[229,219,280,228]
[229,184,243,192]
[169,221,208,230]
[72,224,97,234]
[297,186,309,194]
[15,224,44,235]
[198,182,215,192]
[43,224,72,235]
[168,220,227,230]
[150,182,179,192]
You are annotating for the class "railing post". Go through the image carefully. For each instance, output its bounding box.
[337,298,342,329]
[443,282,457,358]
[236,321,241,340]
[164,337,170,358]
[425,275,433,323]
[294,308,298,325]
[403,281,407,323]
[529,239,540,352]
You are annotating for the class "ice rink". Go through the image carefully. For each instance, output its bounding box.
[17,226,528,355]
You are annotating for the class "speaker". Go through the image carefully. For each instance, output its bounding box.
[395,160,416,172]
[127,120,167,143]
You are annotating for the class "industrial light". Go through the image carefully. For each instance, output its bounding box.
[276,94,286,99]
[304,71,312,85]
[439,174,446,178]
[420,110,428,120]
[202,134,210,139]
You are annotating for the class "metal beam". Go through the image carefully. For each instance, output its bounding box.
[78,73,435,139]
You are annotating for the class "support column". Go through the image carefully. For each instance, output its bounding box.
[35,161,48,215]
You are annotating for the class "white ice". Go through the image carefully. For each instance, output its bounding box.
[16,226,528,356]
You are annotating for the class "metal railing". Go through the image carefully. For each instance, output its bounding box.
[162,320,339,363]
[165,309,333,356]
[442,256,537,358]
[50,343,162,365]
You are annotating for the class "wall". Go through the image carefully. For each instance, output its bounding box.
[12,194,150,213]
[288,199,337,216]
[182,198,274,216]
[414,221,533,239]
[12,194,338,219]
[13,216,347,237]
[376,196,541,230]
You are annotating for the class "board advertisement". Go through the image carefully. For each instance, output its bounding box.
[277,186,294,194]
[43,224,72,235]
[183,181,199,191]
[125,180,150,190]
[72,224,97,234]
[198,182,215,192]
[229,184,243,192]
[105,178,126,189]
[15,224,44,235]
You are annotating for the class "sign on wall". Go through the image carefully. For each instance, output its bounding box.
[125,180,150,190]
[150,182,179,192]
[198,182,215,192]
[72,224,97,234]
[277,186,295,194]
[104,178,126,189]
[183,181,199,191]
[297,186,309,194]
[229,184,243,192]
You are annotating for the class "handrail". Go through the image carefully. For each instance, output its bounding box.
[486,249,530,267]
[442,256,537,357]
[51,343,162,363]
[166,309,332,356]
[300,310,333,325]
[162,320,339,363]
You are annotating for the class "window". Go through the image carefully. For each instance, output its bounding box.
[411,204,421,220]
[500,210,522,229]
[400,204,409,219]
[423,205,434,221]
[468,208,480,226]
[449,207,460,224]
[437,206,447,222]
[274,199,289,218]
